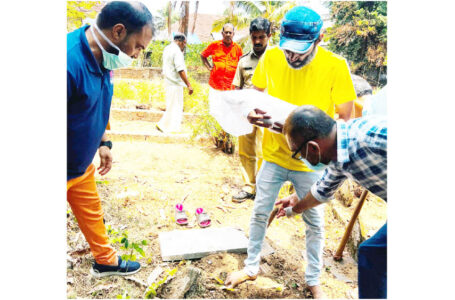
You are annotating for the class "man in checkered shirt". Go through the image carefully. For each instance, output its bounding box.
[277,105,387,299]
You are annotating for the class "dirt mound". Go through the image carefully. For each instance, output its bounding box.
[159,252,310,299]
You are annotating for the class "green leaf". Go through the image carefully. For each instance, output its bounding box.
[141,240,148,245]
[121,237,127,243]
[167,267,178,276]
[133,243,145,257]
[145,286,157,298]
[124,239,129,248]
[116,295,123,299]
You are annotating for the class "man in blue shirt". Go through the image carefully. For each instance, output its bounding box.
[278,105,387,298]
[67,1,153,277]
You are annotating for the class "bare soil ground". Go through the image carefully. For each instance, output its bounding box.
[67,140,385,299]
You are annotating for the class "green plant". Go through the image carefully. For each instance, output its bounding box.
[211,1,296,48]
[113,76,230,141]
[184,42,211,67]
[142,41,210,68]
[116,291,131,299]
[113,80,137,101]
[107,225,147,262]
[113,79,166,107]
[144,267,179,299]
[181,78,225,140]
[67,1,101,32]
[326,1,387,86]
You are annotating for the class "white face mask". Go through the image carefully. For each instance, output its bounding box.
[90,24,133,70]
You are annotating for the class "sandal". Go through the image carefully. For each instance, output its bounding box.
[175,204,188,225]
[195,208,211,228]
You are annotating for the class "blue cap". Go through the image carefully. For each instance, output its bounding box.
[279,6,323,54]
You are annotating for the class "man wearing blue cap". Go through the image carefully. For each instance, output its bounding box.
[225,6,356,298]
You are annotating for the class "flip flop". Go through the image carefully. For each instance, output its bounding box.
[195,208,211,228]
[175,204,188,225]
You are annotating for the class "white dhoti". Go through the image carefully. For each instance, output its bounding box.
[157,82,184,133]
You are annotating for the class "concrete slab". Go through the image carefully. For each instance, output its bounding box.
[159,227,248,261]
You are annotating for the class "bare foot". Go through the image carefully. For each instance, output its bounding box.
[308,285,326,299]
[224,270,257,288]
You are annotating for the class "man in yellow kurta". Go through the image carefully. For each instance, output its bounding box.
[225,6,356,299]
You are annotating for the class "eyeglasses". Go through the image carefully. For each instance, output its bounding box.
[291,142,306,161]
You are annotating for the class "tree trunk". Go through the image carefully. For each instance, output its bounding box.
[178,1,190,37]
[167,1,172,39]
[191,1,199,35]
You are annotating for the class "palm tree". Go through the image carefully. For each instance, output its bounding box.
[211,1,296,46]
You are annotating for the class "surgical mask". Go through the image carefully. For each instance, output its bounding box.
[302,143,327,171]
[90,24,133,70]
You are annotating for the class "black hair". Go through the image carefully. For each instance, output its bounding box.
[250,17,271,35]
[285,105,335,143]
[222,23,235,32]
[174,33,186,42]
[97,1,154,34]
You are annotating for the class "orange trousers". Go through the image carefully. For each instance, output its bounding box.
[67,164,117,265]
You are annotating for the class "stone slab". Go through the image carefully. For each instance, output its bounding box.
[159,227,248,261]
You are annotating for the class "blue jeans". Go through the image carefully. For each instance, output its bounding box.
[358,222,387,299]
[243,161,325,286]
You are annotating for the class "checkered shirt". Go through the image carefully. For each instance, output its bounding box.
[311,116,387,202]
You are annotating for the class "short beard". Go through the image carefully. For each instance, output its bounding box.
[286,46,318,70]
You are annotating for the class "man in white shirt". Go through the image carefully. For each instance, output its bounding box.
[156,33,193,133]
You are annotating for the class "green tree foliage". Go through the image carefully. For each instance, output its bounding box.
[326,1,387,86]
[143,41,210,68]
[67,1,102,33]
[212,1,296,48]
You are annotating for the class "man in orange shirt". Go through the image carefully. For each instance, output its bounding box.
[201,23,243,152]
[200,23,243,91]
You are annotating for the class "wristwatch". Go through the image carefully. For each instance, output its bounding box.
[99,140,113,150]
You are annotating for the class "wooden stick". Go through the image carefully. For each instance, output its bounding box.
[267,206,280,228]
[333,190,369,261]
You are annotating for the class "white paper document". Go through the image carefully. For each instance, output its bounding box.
[208,88,297,136]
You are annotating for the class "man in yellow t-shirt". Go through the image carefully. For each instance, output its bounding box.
[225,6,356,299]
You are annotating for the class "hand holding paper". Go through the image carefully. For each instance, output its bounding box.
[209,88,296,137]
[247,108,272,127]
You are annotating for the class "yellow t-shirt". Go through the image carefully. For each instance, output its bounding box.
[251,46,357,171]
